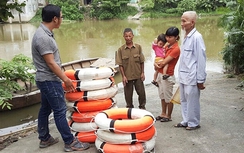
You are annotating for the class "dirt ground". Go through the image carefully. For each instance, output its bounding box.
[1,71,244,153]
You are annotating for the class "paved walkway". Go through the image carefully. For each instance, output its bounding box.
[1,71,244,153]
[131,11,143,20]
[128,3,143,20]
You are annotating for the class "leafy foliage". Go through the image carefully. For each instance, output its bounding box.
[30,7,42,22]
[177,0,197,13]
[196,0,230,12]
[49,0,84,21]
[0,0,26,22]
[139,0,234,14]
[90,0,136,20]
[219,0,244,74]
[0,54,35,110]
[139,0,154,11]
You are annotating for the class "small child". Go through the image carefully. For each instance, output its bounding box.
[151,33,169,87]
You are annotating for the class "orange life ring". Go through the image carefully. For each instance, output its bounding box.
[95,125,156,144]
[66,98,116,113]
[94,108,156,133]
[68,120,97,132]
[62,77,114,92]
[73,131,96,143]
[65,86,118,102]
[67,104,118,123]
[95,136,156,153]
[64,67,115,80]
[67,110,99,123]
[66,104,118,123]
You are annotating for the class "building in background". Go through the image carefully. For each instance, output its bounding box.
[7,0,46,23]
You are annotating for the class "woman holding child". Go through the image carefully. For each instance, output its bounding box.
[155,26,180,122]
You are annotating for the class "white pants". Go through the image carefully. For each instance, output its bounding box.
[180,83,200,127]
[157,73,175,103]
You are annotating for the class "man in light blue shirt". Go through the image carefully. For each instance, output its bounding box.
[174,11,207,130]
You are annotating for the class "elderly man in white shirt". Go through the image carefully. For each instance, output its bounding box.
[174,11,207,130]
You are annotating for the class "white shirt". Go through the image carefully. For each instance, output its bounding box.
[179,28,207,85]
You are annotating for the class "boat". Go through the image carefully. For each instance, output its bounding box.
[0,57,118,112]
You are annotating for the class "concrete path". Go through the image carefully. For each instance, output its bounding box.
[1,71,244,153]
[128,3,143,20]
[131,11,143,20]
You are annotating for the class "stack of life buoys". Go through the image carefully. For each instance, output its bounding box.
[63,67,118,143]
[94,108,157,153]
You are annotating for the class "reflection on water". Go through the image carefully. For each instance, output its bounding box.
[0,23,37,60]
[0,104,40,136]
[0,17,224,63]
[0,16,225,130]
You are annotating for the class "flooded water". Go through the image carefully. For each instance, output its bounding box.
[0,16,225,130]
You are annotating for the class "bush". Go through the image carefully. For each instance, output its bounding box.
[0,54,35,110]
[219,0,244,74]
[49,0,84,21]
[177,0,197,13]
[99,11,114,20]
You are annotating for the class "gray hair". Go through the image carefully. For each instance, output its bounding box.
[182,11,198,22]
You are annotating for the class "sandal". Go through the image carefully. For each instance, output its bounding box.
[155,116,164,120]
[160,117,172,122]
[186,125,201,130]
[174,123,187,128]
[162,75,170,80]
[151,80,159,87]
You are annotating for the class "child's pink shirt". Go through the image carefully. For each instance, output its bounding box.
[152,43,165,58]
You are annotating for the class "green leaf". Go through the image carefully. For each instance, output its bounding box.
[0,54,35,110]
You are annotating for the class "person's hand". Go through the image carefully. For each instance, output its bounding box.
[154,62,161,69]
[122,76,128,86]
[64,78,75,92]
[141,73,145,81]
[157,59,165,68]
[154,66,158,71]
[153,38,158,44]
[197,83,205,90]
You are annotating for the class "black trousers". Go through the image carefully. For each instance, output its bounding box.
[123,79,146,109]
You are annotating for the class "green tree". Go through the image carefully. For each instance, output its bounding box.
[0,0,26,22]
[138,0,154,11]
[91,0,135,20]
[140,0,233,14]
[176,0,197,13]
[49,0,84,20]
[196,0,234,12]
[219,0,244,74]
[142,0,179,11]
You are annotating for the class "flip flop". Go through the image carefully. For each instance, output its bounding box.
[155,116,164,120]
[174,123,187,128]
[151,81,159,87]
[160,117,172,122]
[186,125,201,130]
